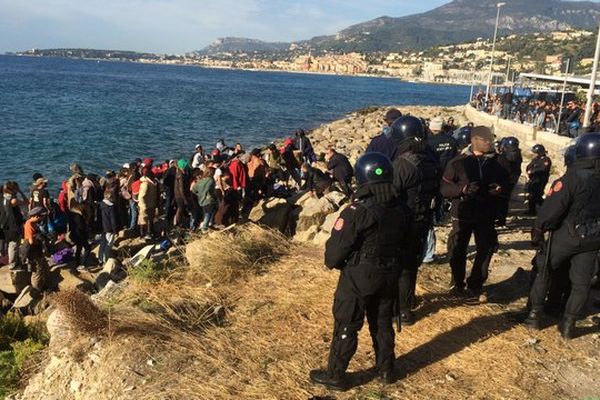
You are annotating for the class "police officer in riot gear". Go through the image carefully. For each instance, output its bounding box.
[497,137,523,225]
[526,133,600,339]
[453,126,472,152]
[526,144,552,215]
[564,145,577,168]
[390,116,441,325]
[310,152,413,391]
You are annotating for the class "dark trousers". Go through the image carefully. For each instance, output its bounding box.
[497,184,515,224]
[336,176,353,198]
[448,218,498,291]
[327,263,398,375]
[527,180,547,214]
[529,229,599,319]
[398,220,429,312]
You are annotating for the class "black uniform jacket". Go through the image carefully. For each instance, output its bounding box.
[526,155,552,182]
[392,149,440,222]
[535,160,600,253]
[324,186,413,270]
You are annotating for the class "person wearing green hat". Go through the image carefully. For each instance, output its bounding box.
[174,159,191,227]
[177,158,189,170]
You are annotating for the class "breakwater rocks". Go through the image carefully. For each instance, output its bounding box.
[249,105,467,244]
[309,105,467,164]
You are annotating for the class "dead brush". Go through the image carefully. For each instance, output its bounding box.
[52,290,108,336]
[185,223,292,284]
[120,280,229,333]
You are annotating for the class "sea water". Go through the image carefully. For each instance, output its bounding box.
[0,55,469,192]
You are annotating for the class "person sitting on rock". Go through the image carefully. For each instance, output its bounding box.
[300,163,333,198]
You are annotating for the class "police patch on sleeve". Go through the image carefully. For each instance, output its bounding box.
[334,218,345,231]
[553,181,563,192]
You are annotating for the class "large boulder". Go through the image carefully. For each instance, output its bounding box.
[296,196,337,232]
[248,198,293,233]
[322,191,347,208]
[0,266,31,295]
[47,267,95,293]
[294,225,319,242]
[12,285,42,312]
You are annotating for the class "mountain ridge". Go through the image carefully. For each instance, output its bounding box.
[197,0,600,55]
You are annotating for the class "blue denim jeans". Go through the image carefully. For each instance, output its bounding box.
[201,205,216,232]
[99,232,115,264]
[422,226,436,263]
[129,200,138,230]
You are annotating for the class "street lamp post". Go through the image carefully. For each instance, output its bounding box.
[485,2,506,103]
[583,23,600,130]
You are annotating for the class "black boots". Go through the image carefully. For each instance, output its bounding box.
[379,370,395,385]
[309,369,347,392]
[558,317,577,340]
[524,309,542,330]
[400,311,416,326]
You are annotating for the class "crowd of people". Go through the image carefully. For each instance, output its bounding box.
[0,130,356,292]
[473,89,600,137]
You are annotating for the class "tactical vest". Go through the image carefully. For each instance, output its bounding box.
[355,199,407,263]
[568,168,600,244]
[400,152,440,222]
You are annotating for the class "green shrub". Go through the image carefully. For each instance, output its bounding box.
[128,259,172,283]
[0,314,48,398]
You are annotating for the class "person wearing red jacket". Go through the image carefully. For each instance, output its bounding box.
[228,154,249,192]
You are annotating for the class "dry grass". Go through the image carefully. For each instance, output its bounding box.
[22,220,600,400]
[185,223,292,284]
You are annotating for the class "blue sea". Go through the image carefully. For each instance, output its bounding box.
[0,55,469,192]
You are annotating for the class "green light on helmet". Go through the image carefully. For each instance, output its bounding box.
[375,167,384,176]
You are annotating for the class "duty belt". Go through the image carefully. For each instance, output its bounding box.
[350,251,402,265]
[574,218,600,239]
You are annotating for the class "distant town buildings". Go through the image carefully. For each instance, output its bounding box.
[17,29,596,85]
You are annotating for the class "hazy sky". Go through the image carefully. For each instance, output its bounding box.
[0,0,456,54]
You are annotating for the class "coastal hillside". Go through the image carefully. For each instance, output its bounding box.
[12,106,600,400]
[198,0,600,54]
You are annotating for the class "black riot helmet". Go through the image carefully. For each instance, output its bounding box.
[564,145,576,167]
[354,152,394,186]
[390,116,425,143]
[454,126,472,150]
[575,132,600,161]
[500,136,520,152]
[531,144,546,156]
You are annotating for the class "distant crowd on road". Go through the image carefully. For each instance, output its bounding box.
[473,89,600,137]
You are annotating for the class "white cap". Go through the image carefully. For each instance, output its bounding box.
[429,117,444,132]
[195,144,202,150]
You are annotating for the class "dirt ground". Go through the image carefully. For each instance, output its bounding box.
[139,185,598,400]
